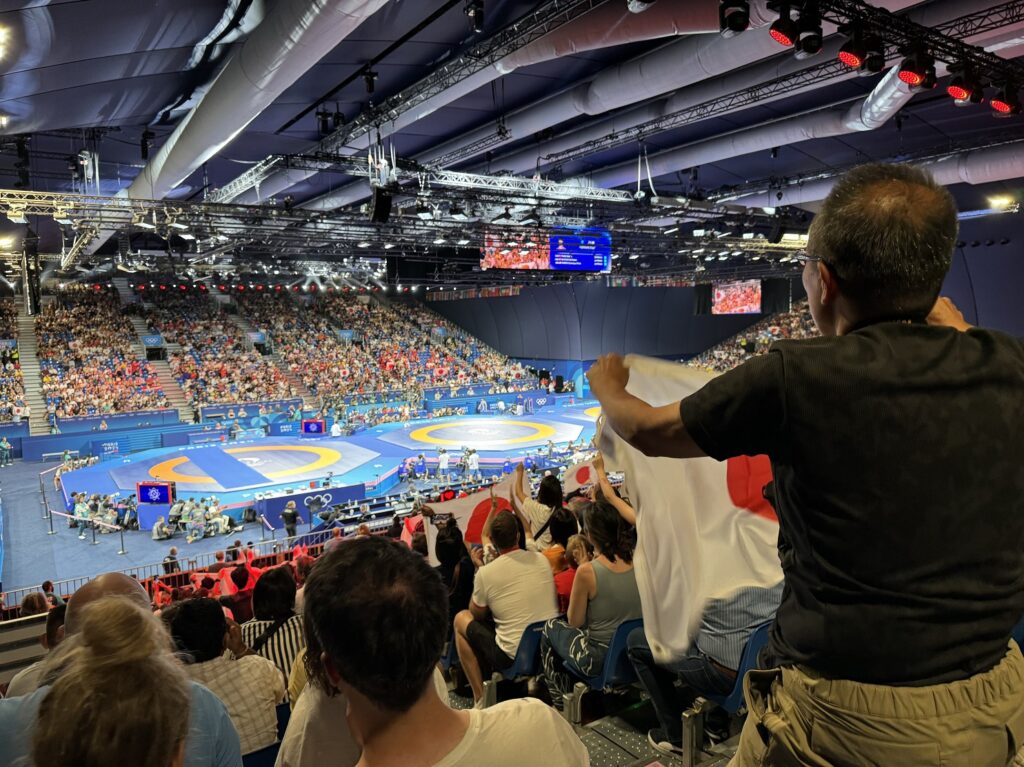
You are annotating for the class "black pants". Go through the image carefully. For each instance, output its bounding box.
[285,524,297,538]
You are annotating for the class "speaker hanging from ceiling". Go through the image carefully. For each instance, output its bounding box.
[368,187,393,224]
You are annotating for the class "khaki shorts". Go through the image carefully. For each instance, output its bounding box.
[730,642,1024,767]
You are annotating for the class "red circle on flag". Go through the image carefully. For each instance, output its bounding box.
[575,466,591,485]
[726,455,777,522]
[465,498,512,544]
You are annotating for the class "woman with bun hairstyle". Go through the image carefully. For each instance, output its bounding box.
[539,497,643,709]
[31,595,191,767]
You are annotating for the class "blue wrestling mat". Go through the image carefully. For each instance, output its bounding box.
[58,408,598,512]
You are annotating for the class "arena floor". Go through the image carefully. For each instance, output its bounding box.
[2,406,599,591]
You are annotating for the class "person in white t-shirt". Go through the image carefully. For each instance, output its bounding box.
[302,536,588,767]
[452,511,558,706]
[512,466,564,549]
[330,420,342,438]
[466,448,480,481]
[437,448,449,481]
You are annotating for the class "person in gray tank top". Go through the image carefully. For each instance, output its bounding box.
[540,495,642,709]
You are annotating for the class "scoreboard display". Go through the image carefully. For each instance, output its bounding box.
[136,481,175,505]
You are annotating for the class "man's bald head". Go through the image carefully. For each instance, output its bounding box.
[65,573,149,635]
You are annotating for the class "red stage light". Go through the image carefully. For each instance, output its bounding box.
[838,49,863,68]
[946,84,970,100]
[898,68,924,86]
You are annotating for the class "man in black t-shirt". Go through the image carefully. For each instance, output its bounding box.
[589,163,1024,766]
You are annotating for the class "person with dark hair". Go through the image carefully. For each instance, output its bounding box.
[588,162,1024,765]
[164,598,285,755]
[434,521,476,633]
[453,505,558,707]
[513,467,564,549]
[6,604,67,698]
[540,499,642,708]
[302,536,588,765]
[40,581,63,608]
[240,566,304,680]
[410,531,429,557]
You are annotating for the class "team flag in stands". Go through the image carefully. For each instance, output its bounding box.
[562,460,596,495]
[598,355,783,665]
[423,473,528,566]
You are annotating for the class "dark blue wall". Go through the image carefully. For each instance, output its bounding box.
[429,283,768,362]
[942,218,1024,337]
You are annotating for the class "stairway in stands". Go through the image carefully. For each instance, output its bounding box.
[227,313,318,409]
[15,301,51,435]
[112,278,192,424]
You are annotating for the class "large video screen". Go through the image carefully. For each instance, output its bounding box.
[712,279,762,315]
[480,228,611,272]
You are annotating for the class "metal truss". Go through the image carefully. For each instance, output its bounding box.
[206,0,605,204]
[541,1,1024,167]
[431,126,511,168]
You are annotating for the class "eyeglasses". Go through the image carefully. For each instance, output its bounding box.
[792,251,821,264]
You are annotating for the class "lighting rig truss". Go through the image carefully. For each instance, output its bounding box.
[539,0,1024,167]
[206,0,606,204]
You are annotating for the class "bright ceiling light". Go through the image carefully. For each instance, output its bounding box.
[433,237,446,244]
[357,241,371,248]
[988,195,1015,210]
[383,242,395,249]
[6,205,26,224]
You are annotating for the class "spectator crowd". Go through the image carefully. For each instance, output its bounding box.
[0,297,25,423]
[686,299,817,372]
[35,287,169,418]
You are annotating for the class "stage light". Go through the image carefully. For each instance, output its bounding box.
[794,4,823,60]
[433,237,446,244]
[415,200,433,220]
[719,1,749,38]
[363,68,378,94]
[456,238,471,246]
[988,195,1015,209]
[838,39,864,69]
[627,0,656,12]
[898,49,933,88]
[768,3,797,47]
[991,84,1021,116]
[357,241,371,248]
[946,65,983,104]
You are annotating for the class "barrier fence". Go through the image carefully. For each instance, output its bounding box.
[46,509,127,556]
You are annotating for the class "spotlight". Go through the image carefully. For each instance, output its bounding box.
[316,109,331,136]
[415,199,433,220]
[838,37,865,69]
[794,4,823,60]
[464,0,483,33]
[837,25,883,74]
[946,64,983,104]
[719,1,749,38]
[991,83,1022,116]
[626,0,656,11]
[768,3,798,48]
[898,49,933,88]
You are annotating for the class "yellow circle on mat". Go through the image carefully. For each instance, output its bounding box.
[407,419,556,446]
[584,406,602,418]
[148,445,342,484]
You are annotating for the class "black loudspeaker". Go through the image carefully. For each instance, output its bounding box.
[368,187,392,224]
[554,375,564,392]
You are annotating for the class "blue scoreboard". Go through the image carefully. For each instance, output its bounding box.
[137,481,175,505]
[548,229,612,272]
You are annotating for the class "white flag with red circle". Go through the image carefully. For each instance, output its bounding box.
[598,355,783,665]
[422,473,527,565]
[562,461,595,495]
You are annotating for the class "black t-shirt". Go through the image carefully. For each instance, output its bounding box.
[680,322,1024,686]
[281,509,299,527]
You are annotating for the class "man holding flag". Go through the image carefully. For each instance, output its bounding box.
[588,164,1024,766]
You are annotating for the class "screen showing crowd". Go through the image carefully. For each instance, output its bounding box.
[712,279,762,315]
[480,229,611,272]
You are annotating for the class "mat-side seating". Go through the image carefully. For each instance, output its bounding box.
[562,618,643,725]
[680,620,773,765]
[481,619,546,708]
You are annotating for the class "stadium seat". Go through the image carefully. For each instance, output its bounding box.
[562,618,643,725]
[481,620,545,708]
[1012,614,1024,649]
[679,620,773,765]
[705,620,772,715]
[441,635,460,672]
[276,702,290,740]
[242,743,280,767]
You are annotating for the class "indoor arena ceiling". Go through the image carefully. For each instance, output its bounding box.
[0,0,1022,287]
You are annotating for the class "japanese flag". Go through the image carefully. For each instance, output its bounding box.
[562,460,595,495]
[423,473,528,565]
[598,355,782,664]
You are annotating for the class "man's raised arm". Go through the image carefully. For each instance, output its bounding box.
[586,354,705,459]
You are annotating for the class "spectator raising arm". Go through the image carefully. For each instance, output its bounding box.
[592,454,636,527]
[587,354,706,459]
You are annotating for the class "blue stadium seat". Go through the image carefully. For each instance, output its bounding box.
[481,620,546,707]
[563,618,643,724]
[276,702,290,740]
[242,743,279,767]
[706,620,772,715]
[1012,614,1024,649]
[441,635,460,672]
